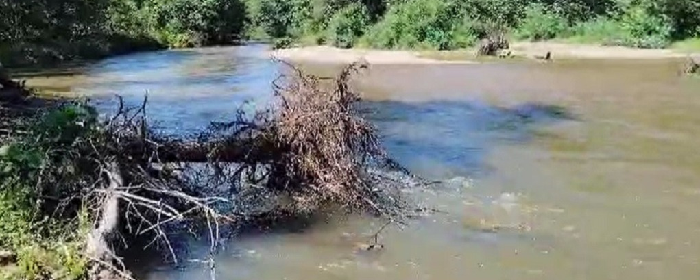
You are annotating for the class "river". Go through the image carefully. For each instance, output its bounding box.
[22,44,700,280]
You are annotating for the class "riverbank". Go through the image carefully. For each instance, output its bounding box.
[270,45,476,64]
[0,35,164,69]
[271,41,698,64]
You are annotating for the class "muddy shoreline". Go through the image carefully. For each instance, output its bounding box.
[270,42,696,64]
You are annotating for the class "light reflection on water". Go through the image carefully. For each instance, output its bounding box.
[23,46,700,280]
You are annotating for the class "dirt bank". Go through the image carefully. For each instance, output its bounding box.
[270,42,696,64]
[270,46,476,64]
[510,41,690,59]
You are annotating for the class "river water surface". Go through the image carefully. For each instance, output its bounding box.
[23,45,700,280]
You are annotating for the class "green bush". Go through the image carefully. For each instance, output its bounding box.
[546,0,620,23]
[565,2,675,49]
[515,3,570,41]
[569,17,628,44]
[451,0,529,28]
[248,0,296,38]
[447,18,479,49]
[617,2,674,48]
[2,0,698,65]
[245,0,317,39]
[326,3,371,48]
[0,104,97,280]
[272,37,294,49]
[656,0,700,39]
[146,0,246,47]
[361,0,475,50]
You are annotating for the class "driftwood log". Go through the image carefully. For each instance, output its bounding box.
[477,32,510,56]
[684,56,699,74]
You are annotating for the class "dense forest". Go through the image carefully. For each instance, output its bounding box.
[1,0,699,66]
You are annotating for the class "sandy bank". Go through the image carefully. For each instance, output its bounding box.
[270,42,697,65]
[511,41,690,59]
[270,46,475,64]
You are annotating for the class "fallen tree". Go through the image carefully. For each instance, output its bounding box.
[1,61,417,279]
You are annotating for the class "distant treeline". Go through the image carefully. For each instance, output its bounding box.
[0,0,246,66]
[1,0,699,66]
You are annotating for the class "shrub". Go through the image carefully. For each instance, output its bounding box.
[451,0,529,28]
[361,0,475,50]
[245,0,315,39]
[326,3,371,48]
[273,37,294,49]
[515,3,570,41]
[447,18,479,49]
[0,104,96,280]
[566,2,675,49]
[146,0,246,46]
[569,17,629,44]
[656,0,700,39]
[618,2,674,48]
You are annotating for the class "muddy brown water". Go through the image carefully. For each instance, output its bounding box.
[21,45,700,280]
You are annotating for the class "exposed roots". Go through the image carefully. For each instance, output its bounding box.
[263,60,408,215]
[2,61,417,279]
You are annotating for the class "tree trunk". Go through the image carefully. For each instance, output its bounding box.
[127,135,281,164]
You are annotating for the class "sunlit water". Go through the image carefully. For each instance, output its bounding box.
[22,45,700,280]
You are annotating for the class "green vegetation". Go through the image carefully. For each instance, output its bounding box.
[0,0,247,67]
[2,0,698,66]
[672,38,700,52]
[1,104,95,279]
[241,0,699,50]
[0,61,412,279]
[1,0,698,279]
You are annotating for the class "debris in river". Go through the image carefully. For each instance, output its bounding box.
[477,29,510,56]
[0,249,16,266]
[1,61,419,279]
[682,56,699,74]
[497,49,513,58]
[533,51,552,61]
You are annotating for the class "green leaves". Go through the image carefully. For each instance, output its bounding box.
[326,3,371,48]
[146,0,247,46]
[618,1,674,48]
[516,3,570,41]
[361,0,478,50]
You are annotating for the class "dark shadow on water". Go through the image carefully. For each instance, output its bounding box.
[10,64,85,79]
[360,99,578,180]
[87,49,201,75]
[117,96,578,278]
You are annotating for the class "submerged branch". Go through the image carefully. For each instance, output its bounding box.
[2,60,419,280]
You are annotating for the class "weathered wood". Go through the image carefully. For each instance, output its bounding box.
[125,135,280,164]
[684,56,699,74]
[0,249,17,266]
[477,32,510,56]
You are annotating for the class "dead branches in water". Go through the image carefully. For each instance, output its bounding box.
[2,61,415,278]
[477,28,510,56]
[683,56,699,75]
[263,61,405,216]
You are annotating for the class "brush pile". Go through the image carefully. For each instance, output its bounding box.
[476,28,510,56]
[1,61,415,279]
